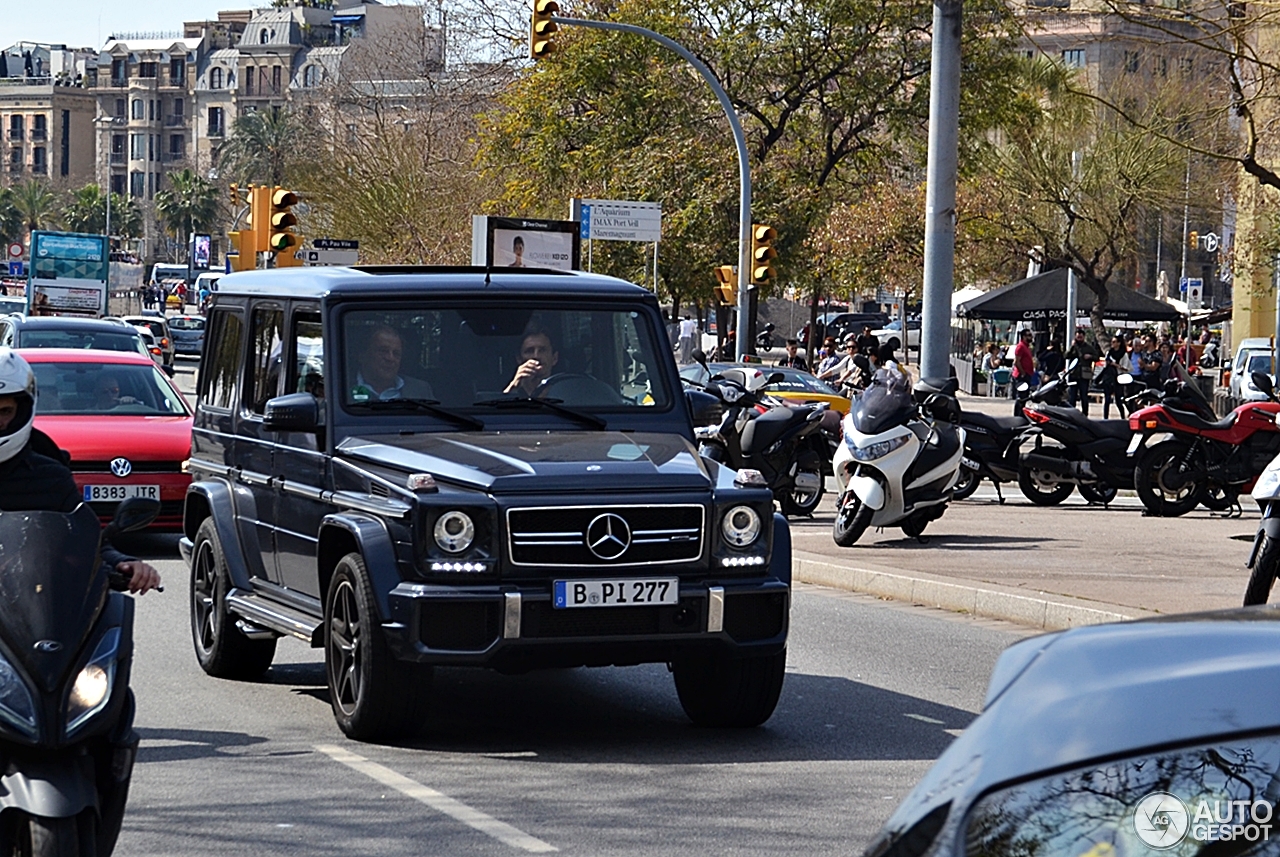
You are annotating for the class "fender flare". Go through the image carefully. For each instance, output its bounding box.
[768,512,791,586]
[183,480,255,591]
[318,513,402,622]
[0,755,98,818]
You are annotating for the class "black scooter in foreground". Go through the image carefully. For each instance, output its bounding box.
[0,497,158,856]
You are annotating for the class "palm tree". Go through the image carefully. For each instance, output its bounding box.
[10,180,59,237]
[0,188,20,246]
[155,169,221,256]
[218,109,316,186]
[62,184,144,241]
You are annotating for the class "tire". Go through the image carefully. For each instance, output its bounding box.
[1078,482,1117,505]
[672,648,786,728]
[1201,483,1239,512]
[1245,534,1280,606]
[952,465,980,501]
[190,519,277,680]
[27,814,79,857]
[1136,441,1201,518]
[832,491,874,547]
[326,553,432,742]
[780,455,825,517]
[1017,454,1075,506]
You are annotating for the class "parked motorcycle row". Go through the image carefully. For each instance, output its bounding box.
[687,356,1280,554]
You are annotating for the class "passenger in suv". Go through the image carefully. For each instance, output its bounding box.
[182,267,791,742]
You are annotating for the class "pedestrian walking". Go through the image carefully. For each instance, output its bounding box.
[677,315,697,365]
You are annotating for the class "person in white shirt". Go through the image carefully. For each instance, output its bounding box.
[677,316,698,364]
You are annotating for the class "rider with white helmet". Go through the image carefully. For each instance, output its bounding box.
[0,348,161,594]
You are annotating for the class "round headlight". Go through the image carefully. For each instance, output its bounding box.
[722,505,762,548]
[433,511,475,554]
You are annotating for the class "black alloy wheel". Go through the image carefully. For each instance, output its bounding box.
[1135,441,1202,517]
[1017,455,1075,506]
[190,519,276,680]
[832,491,874,547]
[952,465,980,501]
[1078,482,1117,506]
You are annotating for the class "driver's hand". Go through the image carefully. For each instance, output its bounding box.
[115,560,162,595]
[503,360,543,394]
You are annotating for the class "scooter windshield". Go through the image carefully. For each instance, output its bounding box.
[0,506,108,692]
[851,369,915,435]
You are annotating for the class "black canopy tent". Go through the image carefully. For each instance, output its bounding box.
[956,267,1182,322]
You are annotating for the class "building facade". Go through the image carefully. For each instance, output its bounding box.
[0,43,97,188]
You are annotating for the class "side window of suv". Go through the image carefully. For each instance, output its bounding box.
[245,305,285,415]
[288,311,324,398]
[198,309,244,410]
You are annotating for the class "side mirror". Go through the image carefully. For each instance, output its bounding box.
[685,389,723,427]
[264,392,320,432]
[103,497,161,540]
[1253,371,1275,397]
[163,365,176,378]
[1116,373,1134,386]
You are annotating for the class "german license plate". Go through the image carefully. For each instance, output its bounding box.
[84,484,159,503]
[553,578,679,609]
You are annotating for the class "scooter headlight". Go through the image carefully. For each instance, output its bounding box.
[722,505,762,547]
[0,653,35,738]
[849,433,911,462]
[1254,457,1280,501]
[66,628,120,735]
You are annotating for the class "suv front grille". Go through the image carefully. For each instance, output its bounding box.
[507,504,704,567]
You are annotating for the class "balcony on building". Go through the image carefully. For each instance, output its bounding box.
[109,152,126,165]
[162,151,186,163]
[31,162,46,176]
[31,129,47,142]
[7,128,22,142]
[164,115,186,127]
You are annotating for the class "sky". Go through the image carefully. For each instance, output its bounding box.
[1,0,242,51]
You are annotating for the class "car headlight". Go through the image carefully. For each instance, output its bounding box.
[849,433,911,462]
[722,505,762,547]
[433,511,476,554]
[66,627,120,734]
[0,652,35,737]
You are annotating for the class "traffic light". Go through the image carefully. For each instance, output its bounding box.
[1189,231,1199,251]
[268,187,302,266]
[226,230,255,271]
[530,0,559,59]
[750,224,777,284]
[713,265,736,306]
[247,184,270,252]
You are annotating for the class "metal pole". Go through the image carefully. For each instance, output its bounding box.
[1273,253,1280,376]
[919,0,963,381]
[1066,268,1077,345]
[554,16,752,360]
[1179,152,1191,300]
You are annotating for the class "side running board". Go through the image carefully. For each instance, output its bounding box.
[225,589,323,647]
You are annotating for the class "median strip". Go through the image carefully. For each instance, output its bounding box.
[315,744,557,853]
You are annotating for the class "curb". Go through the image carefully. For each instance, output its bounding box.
[792,550,1159,630]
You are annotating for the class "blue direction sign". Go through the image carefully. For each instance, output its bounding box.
[579,204,591,240]
[7,261,23,277]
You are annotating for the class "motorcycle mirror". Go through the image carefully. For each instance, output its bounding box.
[103,497,161,540]
[1065,358,1079,373]
[1116,373,1134,386]
[1253,371,1276,397]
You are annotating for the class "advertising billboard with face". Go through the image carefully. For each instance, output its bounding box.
[471,216,580,271]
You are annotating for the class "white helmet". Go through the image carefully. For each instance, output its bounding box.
[0,348,36,465]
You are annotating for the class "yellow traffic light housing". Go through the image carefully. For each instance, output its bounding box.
[268,187,302,266]
[247,184,270,253]
[750,224,777,284]
[226,230,255,272]
[530,0,559,59]
[713,265,737,306]
[1189,231,1199,251]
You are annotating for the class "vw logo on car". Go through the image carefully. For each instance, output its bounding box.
[110,457,133,478]
[585,513,631,560]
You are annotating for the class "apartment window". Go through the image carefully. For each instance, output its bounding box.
[1155,56,1168,77]
[148,100,155,121]
[32,148,46,175]
[208,106,224,136]
[169,59,185,84]
[272,66,281,93]
[110,174,125,195]
[148,134,155,162]
[31,115,46,141]
[110,58,126,83]
[210,67,223,89]
[131,99,143,119]
[7,116,20,142]
[169,134,184,158]
[245,67,254,95]
[114,98,125,118]
[60,110,69,177]
[1062,49,1085,68]
[129,171,144,197]
[111,134,124,155]
[8,148,18,165]
[303,65,318,87]
[138,61,157,78]
[1124,50,1142,74]
[130,133,145,160]
[173,98,185,121]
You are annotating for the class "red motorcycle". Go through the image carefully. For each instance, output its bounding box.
[1129,370,1280,516]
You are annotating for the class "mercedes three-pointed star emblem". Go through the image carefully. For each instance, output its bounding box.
[585,513,632,561]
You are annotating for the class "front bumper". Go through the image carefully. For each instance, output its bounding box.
[383,577,790,672]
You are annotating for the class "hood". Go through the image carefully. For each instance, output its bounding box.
[881,608,1280,835]
[35,415,193,463]
[337,431,712,494]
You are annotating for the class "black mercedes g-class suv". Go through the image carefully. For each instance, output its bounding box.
[180,266,791,741]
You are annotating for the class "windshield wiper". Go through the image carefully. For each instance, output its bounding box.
[472,396,607,429]
[350,398,484,430]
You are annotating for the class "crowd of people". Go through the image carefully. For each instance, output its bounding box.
[975,327,1218,418]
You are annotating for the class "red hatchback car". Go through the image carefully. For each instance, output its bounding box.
[22,349,193,529]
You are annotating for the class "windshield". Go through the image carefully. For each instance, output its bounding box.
[851,369,914,434]
[1248,354,1273,376]
[169,316,204,331]
[340,305,671,415]
[33,361,189,416]
[965,734,1280,857]
[767,372,841,396]
[19,328,146,355]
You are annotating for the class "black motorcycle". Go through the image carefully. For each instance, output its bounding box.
[951,409,1029,503]
[755,323,776,352]
[696,367,829,516]
[1016,367,1136,506]
[0,497,158,856]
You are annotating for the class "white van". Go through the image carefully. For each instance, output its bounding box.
[149,263,188,286]
[1231,337,1275,402]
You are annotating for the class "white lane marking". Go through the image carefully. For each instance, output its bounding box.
[904,713,944,725]
[944,729,964,737]
[315,744,557,853]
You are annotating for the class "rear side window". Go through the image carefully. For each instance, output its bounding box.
[199,310,244,410]
[245,305,285,415]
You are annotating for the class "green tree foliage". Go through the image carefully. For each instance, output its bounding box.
[10,180,58,236]
[155,169,222,253]
[219,109,319,186]
[61,185,142,239]
[0,189,20,247]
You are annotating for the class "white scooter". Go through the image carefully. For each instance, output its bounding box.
[831,370,966,545]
